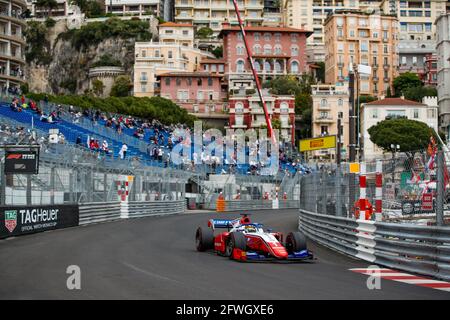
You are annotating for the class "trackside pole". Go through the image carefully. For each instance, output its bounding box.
[358,162,366,221]
[231,0,276,145]
[374,160,383,221]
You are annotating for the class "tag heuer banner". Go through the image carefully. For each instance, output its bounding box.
[0,205,79,239]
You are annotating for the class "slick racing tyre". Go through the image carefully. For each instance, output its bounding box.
[285,231,307,253]
[225,232,247,259]
[195,226,214,252]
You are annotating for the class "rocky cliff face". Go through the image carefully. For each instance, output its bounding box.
[26,20,138,95]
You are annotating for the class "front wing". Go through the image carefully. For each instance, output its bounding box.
[231,248,314,263]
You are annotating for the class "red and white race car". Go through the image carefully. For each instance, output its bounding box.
[195,214,314,262]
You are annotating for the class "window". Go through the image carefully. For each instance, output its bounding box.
[321,99,327,107]
[290,61,299,73]
[142,50,146,57]
[264,44,272,55]
[236,60,245,72]
[280,102,289,114]
[372,109,378,119]
[141,85,146,92]
[168,50,173,59]
[264,61,271,72]
[165,78,170,85]
[253,44,261,54]
[290,45,298,56]
[274,45,282,55]
[155,50,160,57]
[338,99,343,107]
[254,33,260,41]
[235,102,244,113]
[176,78,181,86]
[197,91,204,100]
[360,41,369,52]
[275,33,281,42]
[197,78,202,86]
[264,33,271,41]
[254,61,261,72]
[182,30,189,36]
[413,109,419,119]
[208,77,213,86]
[237,33,243,41]
[274,61,282,73]
[237,46,244,55]
[321,126,328,135]
[291,33,298,42]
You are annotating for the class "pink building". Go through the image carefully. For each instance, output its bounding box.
[227,89,296,144]
[424,54,438,87]
[198,59,226,74]
[218,24,312,90]
[158,72,228,114]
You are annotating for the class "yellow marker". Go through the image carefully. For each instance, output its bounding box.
[349,162,360,174]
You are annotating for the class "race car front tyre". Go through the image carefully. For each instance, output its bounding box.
[226,232,247,259]
[195,226,214,252]
[285,231,307,253]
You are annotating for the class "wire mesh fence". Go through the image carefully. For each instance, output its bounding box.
[299,149,450,225]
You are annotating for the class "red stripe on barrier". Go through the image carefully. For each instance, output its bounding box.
[375,174,382,187]
[359,176,366,188]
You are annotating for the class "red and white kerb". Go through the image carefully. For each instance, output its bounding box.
[374,160,383,221]
[359,162,367,221]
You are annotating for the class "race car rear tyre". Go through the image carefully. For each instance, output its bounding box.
[285,231,307,253]
[225,232,247,258]
[195,226,214,252]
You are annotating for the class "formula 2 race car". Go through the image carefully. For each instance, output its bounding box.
[195,214,314,262]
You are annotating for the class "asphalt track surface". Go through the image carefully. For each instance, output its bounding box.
[0,209,449,299]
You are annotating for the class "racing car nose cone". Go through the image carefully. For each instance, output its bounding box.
[268,243,288,259]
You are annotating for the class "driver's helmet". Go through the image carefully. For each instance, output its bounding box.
[243,225,257,233]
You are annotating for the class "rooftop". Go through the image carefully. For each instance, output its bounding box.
[158,22,193,28]
[364,97,426,107]
[219,26,313,37]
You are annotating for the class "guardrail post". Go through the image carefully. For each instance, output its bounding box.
[322,170,327,214]
[26,174,32,205]
[436,150,444,226]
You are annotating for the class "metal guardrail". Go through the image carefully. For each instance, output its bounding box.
[79,202,121,225]
[128,200,185,218]
[299,209,450,281]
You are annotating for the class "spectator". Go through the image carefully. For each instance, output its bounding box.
[119,143,128,159]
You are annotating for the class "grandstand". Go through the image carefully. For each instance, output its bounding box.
[0,94,313,176]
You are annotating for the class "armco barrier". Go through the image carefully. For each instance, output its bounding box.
[128,200,185,218]
[79,202,121,225]
[299,209,450,281]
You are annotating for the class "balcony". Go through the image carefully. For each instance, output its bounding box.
[383,77,390,82]
[372,76,379,82]
[175,1,193,8]
[372,63,378,69]
[383,64,390,70]
[337,62,344,67]
[317,104,331,111]
[140,77,148,83]
[315,116,334,123]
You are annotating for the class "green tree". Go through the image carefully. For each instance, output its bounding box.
[403,86,437,102]
[92,79,105,96]
[315,61,325,83]
[91,54,122,67]
[393,72,423,96]
[271,118,281,130]
[211,45,223,58]
[196,27,213,39]
[110,75,131,97]
[24,21,52,65]
[368,118,436,157]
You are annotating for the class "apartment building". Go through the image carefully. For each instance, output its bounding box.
[219,23,312,90]
[0,0,26,90]
[158,72,228,114]
[158,22,195,47]
[311,84,349,160]
[263,0,282,27]
[104,0,170,19]
[361,97,438,159]
[436,13,450,135]
[324,10,398,96]
[174,0,265,34]
[26,0,77,18]
[133,23,214,97]
[228,88,296,143]
[283,0,383,62]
